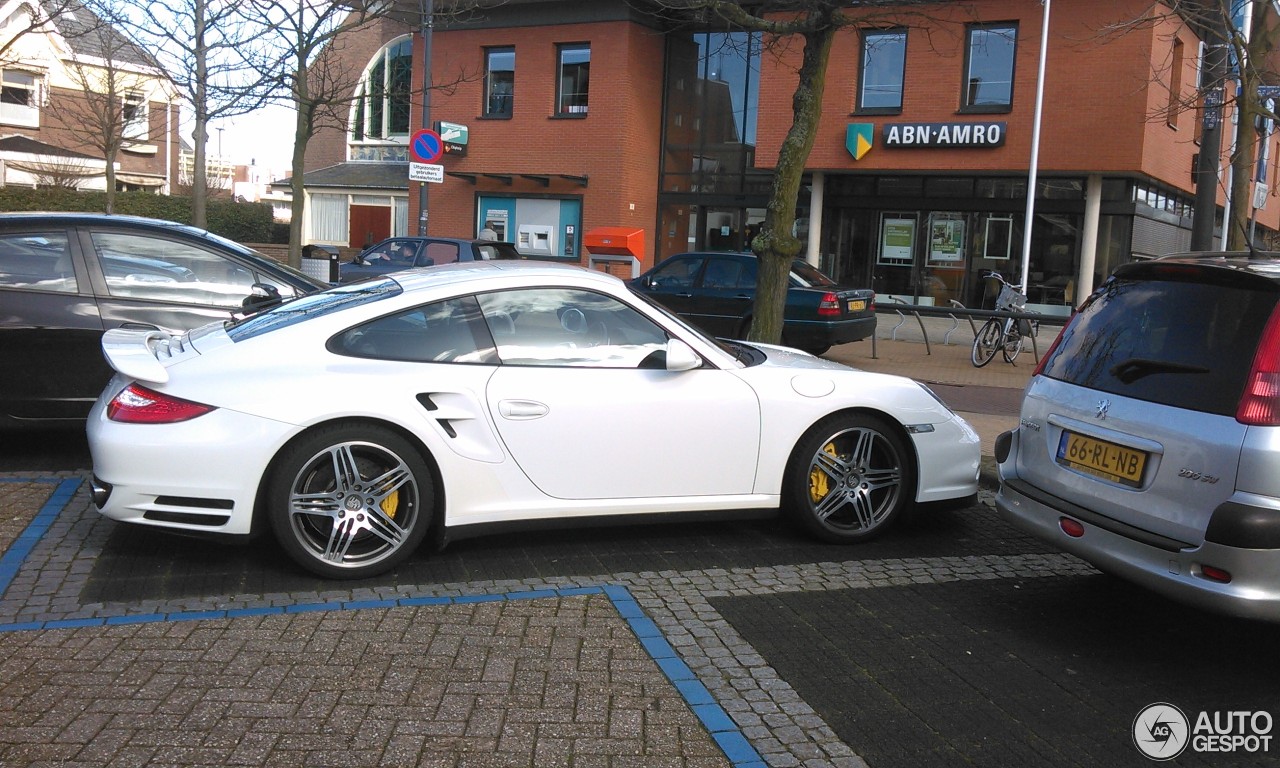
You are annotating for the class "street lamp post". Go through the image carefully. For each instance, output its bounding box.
[417,0,434,236]
[1019,0,1050,297]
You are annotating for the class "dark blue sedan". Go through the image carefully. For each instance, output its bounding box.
[338,236,521,283]
[629,251,875,356]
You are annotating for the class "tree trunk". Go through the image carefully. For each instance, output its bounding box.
[749,19,836,346]
[1229,74,1260,250]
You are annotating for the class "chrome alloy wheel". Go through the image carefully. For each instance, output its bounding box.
[270,425,432,579]
[787,414,912,543]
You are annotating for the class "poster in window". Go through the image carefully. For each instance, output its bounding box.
[928,215,964,265]
[878,216,915,264]
[984,216,1013,260]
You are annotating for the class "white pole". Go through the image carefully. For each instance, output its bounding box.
[1019,0,1050,296]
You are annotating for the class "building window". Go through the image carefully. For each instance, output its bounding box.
[351,36,413,144]
[963,23,1016,111]
[0,70,40,127]
[122,91,148,140]
[485,47,514,117]
[556,43,590,115]
[858,29,906,112]
[1168,38,1184,128]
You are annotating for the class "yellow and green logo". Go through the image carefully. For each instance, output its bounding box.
[846,123,874,160]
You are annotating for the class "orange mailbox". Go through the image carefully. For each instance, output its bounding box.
[583,226,644,278]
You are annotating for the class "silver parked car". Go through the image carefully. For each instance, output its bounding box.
[995,252,1280,621]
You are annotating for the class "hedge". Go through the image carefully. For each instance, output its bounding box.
[0,188,276,243]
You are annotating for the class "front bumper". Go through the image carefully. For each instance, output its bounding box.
[995,429,1280,622]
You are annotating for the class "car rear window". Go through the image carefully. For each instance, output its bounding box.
[1040,268,1278,416]
[226,279,400,341]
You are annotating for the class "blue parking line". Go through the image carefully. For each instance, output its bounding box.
[0,579,765,767]
[0,477,81,597]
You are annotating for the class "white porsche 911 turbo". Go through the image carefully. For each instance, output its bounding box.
[87,261,980,579]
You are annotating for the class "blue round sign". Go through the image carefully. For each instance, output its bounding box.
[410,129,443,163]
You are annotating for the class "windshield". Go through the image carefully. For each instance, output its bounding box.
[226,278,401,341]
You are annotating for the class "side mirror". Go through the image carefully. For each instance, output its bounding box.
[241,283,283,312]
[665,338,702,371]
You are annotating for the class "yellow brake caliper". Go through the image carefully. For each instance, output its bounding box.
[809,442,838,503]
[380,491,400,520]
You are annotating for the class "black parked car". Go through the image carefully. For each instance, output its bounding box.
[338,236,522,283]
[629,251,876,356]
[0,213,327,428]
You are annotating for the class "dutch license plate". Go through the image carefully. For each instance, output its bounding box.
[848,299,867,312]
[1056,431,1147,488]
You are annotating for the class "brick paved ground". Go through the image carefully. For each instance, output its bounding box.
[0,332,1110,768]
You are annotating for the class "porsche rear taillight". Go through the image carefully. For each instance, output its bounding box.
[818,292,841,317]
[1238,304,1280,426]
[107,384,216,424]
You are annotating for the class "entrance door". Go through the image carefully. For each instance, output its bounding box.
[349,205,391,249]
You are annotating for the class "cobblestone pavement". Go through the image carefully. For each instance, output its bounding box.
[0,475,1099,767]
[0,334,1126,768]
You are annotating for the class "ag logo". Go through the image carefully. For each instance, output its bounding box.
[846,123,874,160]
[1134,703,1190,760]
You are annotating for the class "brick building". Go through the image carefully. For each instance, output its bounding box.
[0,0,181,193]
[296,0,1279,314]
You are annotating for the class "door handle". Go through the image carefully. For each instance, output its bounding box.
[498,400,549,420]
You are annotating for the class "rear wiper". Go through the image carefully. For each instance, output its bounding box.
[1110,358,1210,383]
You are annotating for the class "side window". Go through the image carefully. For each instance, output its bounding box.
[0,232,76,292]
[478,288,668,368]
[330,295,497,364]
[425,242,461,265]
[90,231,255,308]
[858,28,906,113]
[485,47,514,117]
[963,23,1017,111]
[648,256,705,290]
[556,43,590,115]
[702,258,750,289]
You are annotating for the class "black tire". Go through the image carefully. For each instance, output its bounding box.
[784,413,914,543]
[267,424,434,579]
[1002,325,1024,364]
[801,344,831,357]
[971,318,1001,367]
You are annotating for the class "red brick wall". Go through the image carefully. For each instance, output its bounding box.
[305,17,417,173]
[408,20,665,267]
[755,0,1261,219]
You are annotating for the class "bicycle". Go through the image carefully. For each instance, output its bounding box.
[971,272,1037,367]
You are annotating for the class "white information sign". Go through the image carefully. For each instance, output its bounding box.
[409,163,444,183]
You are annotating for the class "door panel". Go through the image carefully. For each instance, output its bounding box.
[486,366,760,499]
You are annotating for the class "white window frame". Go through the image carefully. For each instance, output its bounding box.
[0,69,41,128]
[122,91,148,140]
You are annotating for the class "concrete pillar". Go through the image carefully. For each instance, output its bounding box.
[1077,173,1102,306]
[806,171,824,268]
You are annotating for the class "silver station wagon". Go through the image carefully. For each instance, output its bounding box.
[995,253,1280,621]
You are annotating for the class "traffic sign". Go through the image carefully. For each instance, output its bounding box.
[410,129,443,163]
[409,163,444,183]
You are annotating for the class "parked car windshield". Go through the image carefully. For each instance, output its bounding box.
[226,279,401,341]
[1039,269,1277,416]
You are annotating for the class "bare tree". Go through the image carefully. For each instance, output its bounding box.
[8,153,99,188]
[117,0,277,228]
[238,0,394,267]
[646,0,951,346]
[0,0,84,65]
[1101,0,1280,249]
[56,0,167,213]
